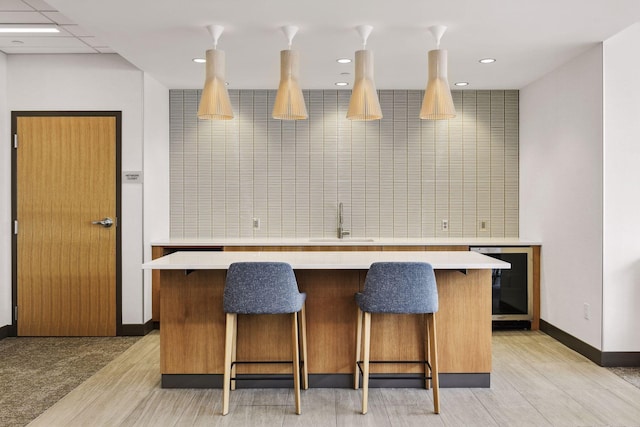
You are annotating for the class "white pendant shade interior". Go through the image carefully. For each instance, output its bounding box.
[198,24,234,120]
[346,25,382,121]
[272,25,308,120]
[420,25,456,120]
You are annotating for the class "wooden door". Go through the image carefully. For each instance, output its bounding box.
[15,115,118,336]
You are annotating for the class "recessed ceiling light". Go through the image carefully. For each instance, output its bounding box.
[454,82,469,86]
[193,58,206,63]
[336,58,352,64]
[0,24,59,33]
[335,82,349,86]
[479,58,496,64]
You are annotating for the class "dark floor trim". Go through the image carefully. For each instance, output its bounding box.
[161,373,490,389]
[120,319,154,336]
[0,324,14,340]
[601,352,640,367]
[540,319,640,367]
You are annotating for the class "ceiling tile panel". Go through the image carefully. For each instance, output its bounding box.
[22,0,56,11]
[1,45,96,53]
[0,11,52,22]
[40,10,73,24]
[0,0,34,11]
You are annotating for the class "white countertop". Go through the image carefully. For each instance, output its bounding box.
[150,237,540,247]
[142,250,510,270]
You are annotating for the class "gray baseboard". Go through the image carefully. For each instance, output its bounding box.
[1,321,156,339]
[161,373,490,389]
[540,319,640,367]
[0,324,14,340]
[120,319,154,336]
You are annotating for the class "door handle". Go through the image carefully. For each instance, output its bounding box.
[92,217,114,228]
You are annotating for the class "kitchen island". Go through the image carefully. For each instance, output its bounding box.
[143,250,510,388]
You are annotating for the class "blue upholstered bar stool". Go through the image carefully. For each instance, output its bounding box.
[354,262,439,414]
[222,262,308,415]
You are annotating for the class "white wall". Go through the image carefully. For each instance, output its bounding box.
[142,73,169,322]
[602,23,640,352]
[520,45,604,349]
[0,52,10,328]
[6,54,145,325]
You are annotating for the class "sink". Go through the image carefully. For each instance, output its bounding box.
[308,238,375,243]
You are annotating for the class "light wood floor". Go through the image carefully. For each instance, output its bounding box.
[28,330,640,426]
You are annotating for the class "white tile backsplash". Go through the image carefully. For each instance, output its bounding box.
[169,89,519,239]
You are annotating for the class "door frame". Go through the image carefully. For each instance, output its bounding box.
[10,111,123,336]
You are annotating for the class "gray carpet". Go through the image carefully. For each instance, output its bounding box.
[0,336,140,427]
[608,366,640,389]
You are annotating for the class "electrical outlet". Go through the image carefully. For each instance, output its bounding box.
[479,220,489,231]
[252,218,260,230]
[583,303,590,320]
[441,219,448,231]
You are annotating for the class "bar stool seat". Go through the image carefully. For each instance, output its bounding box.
[222,262,308,415]
[354,262,439,415]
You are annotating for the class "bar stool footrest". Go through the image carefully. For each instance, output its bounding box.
[356,360,434,381]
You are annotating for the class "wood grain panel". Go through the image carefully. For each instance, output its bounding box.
[364,269,491,374]
[17,116,116,336]
[426,245,470,251]
[151,246,164,322]
[224,246,378,252]
[381,246,469,251]
[435,269,492,372]
[532,245,541,330]
[159,267,491,376]
[302,246,379,252]
[296,270,362,373]
[234,313,293,374]
[160,269,226,373]
[224,246,305,252]
[381,246,426,251]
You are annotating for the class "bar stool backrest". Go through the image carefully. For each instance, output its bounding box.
[356,262,438,314]
[224,262,306,314]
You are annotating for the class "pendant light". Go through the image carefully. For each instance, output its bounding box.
[272,25,308,120]
[346,25,382,121]
[420,25,456,120]
[198,25,234,120]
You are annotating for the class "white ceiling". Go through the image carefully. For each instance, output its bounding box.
[5,0,640,90]
[0,0,114,53]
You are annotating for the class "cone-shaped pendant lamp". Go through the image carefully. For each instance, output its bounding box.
[420,25,456,120]
[272,25,308,120]
[347,25,382,121]
[198,25,234,120]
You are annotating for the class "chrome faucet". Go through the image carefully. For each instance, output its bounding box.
[337,202,350,239]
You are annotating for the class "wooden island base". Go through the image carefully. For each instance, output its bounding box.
[160,268,491,388]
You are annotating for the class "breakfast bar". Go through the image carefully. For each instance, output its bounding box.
[143,250,510,388]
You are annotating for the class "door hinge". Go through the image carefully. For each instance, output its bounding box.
[13,134,17,149]
[14,306,18,321]
[13,220,18,235]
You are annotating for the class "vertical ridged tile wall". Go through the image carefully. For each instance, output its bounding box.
[170,89,519,238]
